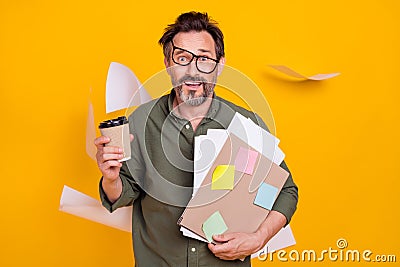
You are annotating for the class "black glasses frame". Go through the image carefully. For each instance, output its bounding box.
[171,40,220,74]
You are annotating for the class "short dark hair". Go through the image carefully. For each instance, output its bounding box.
[158,11,225,60]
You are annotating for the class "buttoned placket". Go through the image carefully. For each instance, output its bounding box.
[181,120,194,139]
[187,238,200,267]
[167,94,222,267]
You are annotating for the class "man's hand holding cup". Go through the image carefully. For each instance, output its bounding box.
[94,116,133,202]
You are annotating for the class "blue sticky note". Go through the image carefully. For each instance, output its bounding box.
[254,183,279,210]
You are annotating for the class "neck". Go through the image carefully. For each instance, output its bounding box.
[173,95,212,120]
[173,94,212,129]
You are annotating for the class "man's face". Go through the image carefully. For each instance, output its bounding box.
[165,31,225,106]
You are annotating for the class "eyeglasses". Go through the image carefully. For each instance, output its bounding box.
[171,40,220,74]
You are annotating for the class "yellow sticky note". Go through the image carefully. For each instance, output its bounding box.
[212,165,235,190]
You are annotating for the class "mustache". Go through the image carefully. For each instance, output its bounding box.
[177,75,208,85]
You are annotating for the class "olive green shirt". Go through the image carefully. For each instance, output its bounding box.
[100,90,298,267]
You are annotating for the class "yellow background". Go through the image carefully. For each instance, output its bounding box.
[1,0,399,266]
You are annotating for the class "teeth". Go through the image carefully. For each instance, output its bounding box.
[185,81,201,86]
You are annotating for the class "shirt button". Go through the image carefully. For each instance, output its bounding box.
[191,247,196,252]
[185,124,190,129]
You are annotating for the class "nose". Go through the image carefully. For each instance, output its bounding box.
[186,60,199,76]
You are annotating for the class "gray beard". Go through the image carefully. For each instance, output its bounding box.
[173,73,217,106]
[177,84,214,106]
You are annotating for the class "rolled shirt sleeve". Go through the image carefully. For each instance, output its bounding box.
[272,160,298,225]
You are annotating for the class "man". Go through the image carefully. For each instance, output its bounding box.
[95,11,298,267]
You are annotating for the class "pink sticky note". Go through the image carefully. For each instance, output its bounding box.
[234,147,259,175]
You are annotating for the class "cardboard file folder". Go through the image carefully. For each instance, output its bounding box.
[178,134,289,241]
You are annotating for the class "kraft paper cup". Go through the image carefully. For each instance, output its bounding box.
[99,116,131,162]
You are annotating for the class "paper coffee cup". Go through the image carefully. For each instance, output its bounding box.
[99,116,131,162]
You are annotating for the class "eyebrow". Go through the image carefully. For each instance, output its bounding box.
[173,42,214,58]
[198,48,212,54]
[174,49,185,55]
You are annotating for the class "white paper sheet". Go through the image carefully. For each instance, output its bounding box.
[181,227,208,243]
[193,130,229,196]
[251,225,296,258]
[59,185,132,232]
[244,117,285,166]
[269,64,340,80]
[228,113,284,165]
[86,100,97,161]
[106,62,152,113]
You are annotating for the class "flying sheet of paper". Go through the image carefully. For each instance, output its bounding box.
[269,65,340,80]
[106,62,152,113]
[202,211,228,243]
[211,165,235,190]
[86,100,97,161]
[59,185,132,232]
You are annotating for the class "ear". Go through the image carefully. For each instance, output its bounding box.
[164,57,169,68]
[217,57,225,76]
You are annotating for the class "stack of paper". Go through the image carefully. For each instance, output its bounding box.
[180,112,296,256]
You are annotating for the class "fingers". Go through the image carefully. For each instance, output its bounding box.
[94,135,110,148]
[130,134,134,142]
[95,135,125,180]
[102,146,123,154]
[208,240,231,254]
[208,233,251,260]
[99,158,122,169]
[94,135,123,156]
[102,152,124,161]
[212,233,235,243]
[96,144,123,162]
[97,148,123,164]
[208,242,237,260]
